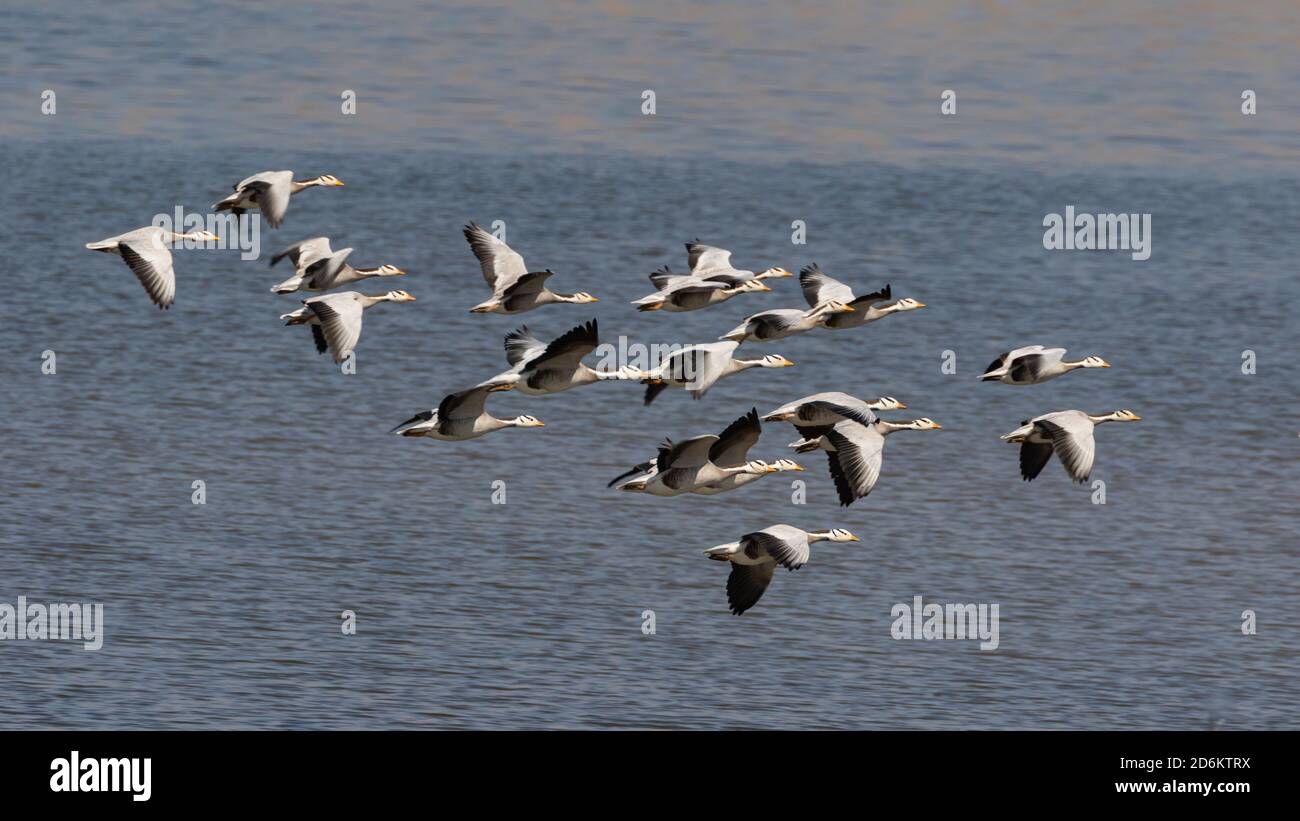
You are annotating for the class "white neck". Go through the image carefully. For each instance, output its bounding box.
[806,530,834,543]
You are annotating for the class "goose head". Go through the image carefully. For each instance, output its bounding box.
[376,264,407,277]
[759,354,796,369]
[891,297,926,311]
[868,396,907,410]
[1080,355,1110,369]
[756,267,794,279]
[174,229,220,244]
[771,459,805,472]
[1099,409,1141,423]
[741,459,780,475]
[826,528,860,543]
[384,290,417,303]
[509,415,546,428]
[308,174,345,187]
[813,299,855,316]
[908,417,942,430]
[734,279,773,293]
[563,291,600,304]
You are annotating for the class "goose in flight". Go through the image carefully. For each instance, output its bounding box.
[799,264,926,330]
[213,171,343,228]
[761,392,908,446]
[632,275,771,313]
[612,409,780,496]
[280,289,416,363]
[463,223,598,313]
[609,409,802,494]
[678,241,793,285]
[793,417,942,506]
[85,226,220,309]
[640,340,795,405]
[268,237,406,293]
[478,319,646,395]
[391,384,545,441]
[1001,409,1140,482]
[719,301,855,344]
[980,346,1110,385]
[704,524,860,615]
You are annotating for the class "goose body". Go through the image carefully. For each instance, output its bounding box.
[719,301,855,344]
[632,273,772,313]
[391,384,545,441]
[85,226,220,309]
[479,319,645,395]
[800,264,925,329]
[1001,409,1140,482]
[639,341,795,405]
[762,392,908,446]
[980,346,1110,384]
[680,241,793,285]
[213,171,343,228]
[794,417,942,506]
[704,524,859,615]
[463,222,598,314]
[269,236,406,293]
[609,409,800,495]
[281,289,416,363]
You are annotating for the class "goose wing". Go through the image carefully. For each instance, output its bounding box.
[847,283,892,310]
[726,561,775,615]
[238,170,293,228]
[709,408,762,467]
[744,525,810,570]
[749,309,806,340]
[1007,348,1068,383]
[464,222,527,294]
[799,263,855,307]
[529,319,598,371]
[304,293,363,363]
[437,385,492,423]
[648,266,690,291]
[303,247,354,288]
[504,325,547,366]
[667,282,729,310]
[270,236,333,270]
[983,344,1046,376]
[117,230,177,308]
[502,270,554,299]
[656,434,719,490]
[686,241,733,274]
[825,421,885,505]
[797,399,878,428]
[1033,411,1096,482]
[1018,440,1055,481]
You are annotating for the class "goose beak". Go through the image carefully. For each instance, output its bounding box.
[766,465,780,473]
[930,422,943,429]
[792,464,805,471]
[895,401,908,409]
[1101,361,1111,368]
[782,359,796,367]
[838,304,856,313]
[914,301,927,308]
[1130,414,1142,420]
[333,180,346,186]
[850,534,861,541]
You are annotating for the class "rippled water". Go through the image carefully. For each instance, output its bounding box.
[1,1,1297,729]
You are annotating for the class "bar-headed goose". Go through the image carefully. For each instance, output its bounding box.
[640,340,795,405]
[761,392,908,446]
[980,346,1110,385]
[463,222,598,314]
[800,264,926,330]
[683,241,793,284]
[479,319,645,395]
[611,410,780,496]
[391,384,545,441]
[213,171,343,228]
[608,409,802,495]
[719,301,854,344]
[269,237,406,293]
[704,524,860,615]
[1001,409,1140,482]
[794,417,942,506]
[86,226,220,309]
[280,289,416,363]
[632,275,771,313]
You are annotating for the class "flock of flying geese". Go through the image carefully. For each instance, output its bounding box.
[84,170,1142,616]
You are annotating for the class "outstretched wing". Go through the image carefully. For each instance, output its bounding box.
[686,241,733,274]
[464,222,527,293]
[799,263,854,307]
[305,294,364,363]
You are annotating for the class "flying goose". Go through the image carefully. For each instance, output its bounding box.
[793,417,942,506]
[612,410,780,496]
[799,264,926,330]
[463,223,598,313]
[213,171,343,228]
[640,340,795,405]
[980,346,1110,385]
[1001,409,1140,482]
[608,409,802,494]
[391,384,545,441]
[678,241,793,285]
[85,226,221,309]
[704,524,860,615]
[761,392,908,446]
[280,289,416,363]
[269,236,406,293]
[632,276,771,313]
[478,319,646,395]
[719,301,855,344]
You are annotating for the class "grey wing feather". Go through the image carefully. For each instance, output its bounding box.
[117,235,177,308]
[726,562,775,615]
[799,263,854,307]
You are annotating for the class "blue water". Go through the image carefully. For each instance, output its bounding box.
[1,1,1297,729]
